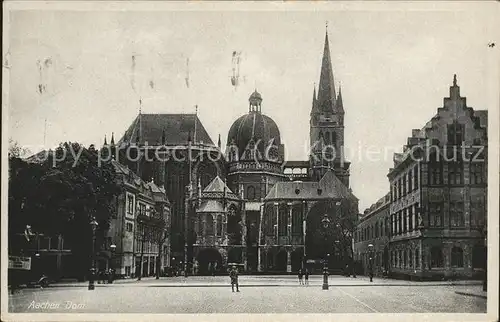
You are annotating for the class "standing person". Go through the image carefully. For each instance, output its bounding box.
[298,268,304,285]
[229,266,240,292]
[304,268,309,286]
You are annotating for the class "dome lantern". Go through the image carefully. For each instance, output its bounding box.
[249,90,263,113]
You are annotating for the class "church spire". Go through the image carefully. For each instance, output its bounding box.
[110,132,115,145]
[336,83,344,114]
[103,135,108,146]
[317,24,336,113]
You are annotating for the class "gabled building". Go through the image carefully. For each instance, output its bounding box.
[386,75,487,280]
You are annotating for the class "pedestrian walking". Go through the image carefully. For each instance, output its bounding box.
[229,266,240,292]
[304,268,309,286]
[298,268,304,285]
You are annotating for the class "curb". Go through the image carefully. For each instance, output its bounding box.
[455,291,487,299]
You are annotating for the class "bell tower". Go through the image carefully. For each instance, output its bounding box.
[309,25,350,186]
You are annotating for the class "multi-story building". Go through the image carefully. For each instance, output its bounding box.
[387,75,487,280]
[104,159,171,278]
[353,193,391,276]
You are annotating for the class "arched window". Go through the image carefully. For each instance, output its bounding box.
[206,214,214,235]
[451,247,464,268]
[430,246,443,268]
[216,215,223,236]
[246,186,256,200]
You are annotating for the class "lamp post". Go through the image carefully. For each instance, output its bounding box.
[321,214,331,290]
[109,244,116,284]
[88,217,98,290]
[368,243,374,282]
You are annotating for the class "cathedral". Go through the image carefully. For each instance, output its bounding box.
[113,28,359,275]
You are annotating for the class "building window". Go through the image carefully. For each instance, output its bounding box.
[470,200,485,228]
[408,207,413,231]
[408,171,413,192]
[278,205,288,236]
[127,194,135,215]
[246,186,256,200]
[398,178,402,199]
[414,166,419,190]
[403,250,407,268]
[450,202,465,227]
[402,175,407,196]
[415,248,420,268]
[430,247,443,268]
[206,214,214,235]
[292,206,303,234]
[216,215,223,236]
[470,162,485,184]
[451,247,464,268]
[448,161,463,185]
[447,122,464,146]
[126,222,133,232]
[428,157,443,185]
[408,249,413,268]
[429,202,443,227]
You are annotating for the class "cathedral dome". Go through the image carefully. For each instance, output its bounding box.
[226,91,282,161]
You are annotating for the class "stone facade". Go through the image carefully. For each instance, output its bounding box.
[353,194,391,276]
[386,75,487,280]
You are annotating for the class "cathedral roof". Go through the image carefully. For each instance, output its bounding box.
[264,169,357,201]
[118,113,214,146]
[201,176,239,200]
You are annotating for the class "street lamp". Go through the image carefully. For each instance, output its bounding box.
[109,244,116,284]
[88,217,98,290]
[321,214,331,290]
[368,243,374,282]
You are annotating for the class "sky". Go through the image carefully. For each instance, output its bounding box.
[4,2,499,211]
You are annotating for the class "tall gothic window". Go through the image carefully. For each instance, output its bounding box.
[408,207,414,231]
[448,161,463,185]
[292,206,303,235]
[278,205,288,236]
[206,214,214,235]
[450,201,465,227]
[447,122,464,146]
[430,247,443,268]
[408,249,413,268]
[402,175,407,196]
[246,186,256,200]
[216,215,223,236]
[408,171,413,192]
[127,194,135,215]
[451,247,464,268]
[415,248,420,268]
[429,202,443,227]
[470,162,485,184]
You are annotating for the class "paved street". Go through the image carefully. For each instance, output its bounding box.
[7,275,486,314]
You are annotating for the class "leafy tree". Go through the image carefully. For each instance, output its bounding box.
[8,142,122,279]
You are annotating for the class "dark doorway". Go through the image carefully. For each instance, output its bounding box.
[197,248,222,276]
[291,249,304,272]
[276,250,287,272]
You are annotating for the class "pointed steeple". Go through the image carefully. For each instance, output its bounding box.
[217,134,221,148]
[104,135,108,146]
[310,84,318,115]
[336,83,344,114]
[110,132,115,145]
[317,25,337,113]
